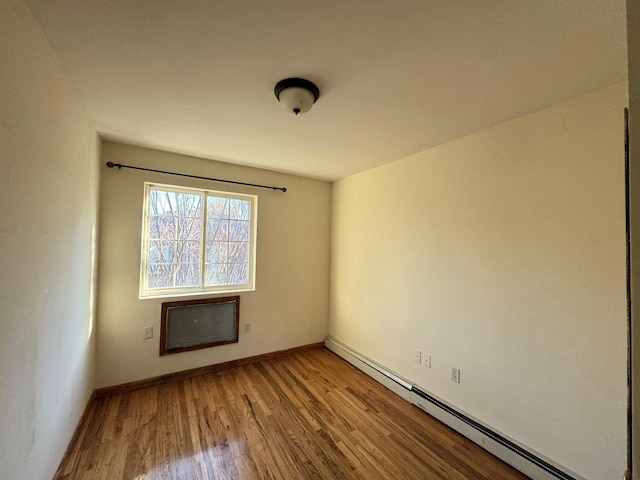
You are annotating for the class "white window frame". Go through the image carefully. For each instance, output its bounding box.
[139,182,257,299]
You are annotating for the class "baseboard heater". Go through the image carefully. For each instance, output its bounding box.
[324,336,583,480]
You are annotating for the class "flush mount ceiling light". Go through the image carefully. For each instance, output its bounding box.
[274,78,320,115]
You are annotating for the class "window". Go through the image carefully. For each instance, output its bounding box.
[140,183,257,298]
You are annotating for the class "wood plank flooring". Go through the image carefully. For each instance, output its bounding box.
[56,348,529,479]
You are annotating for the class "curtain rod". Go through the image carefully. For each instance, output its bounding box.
[105,162,287,192]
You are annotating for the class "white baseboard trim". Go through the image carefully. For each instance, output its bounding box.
[324,335,583,480]
[324,335,412,402]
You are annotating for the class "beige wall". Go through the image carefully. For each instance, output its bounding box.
[0,1,98,478]
[330,83,628,479]
[628,0,640,474]
[96,141,331,388]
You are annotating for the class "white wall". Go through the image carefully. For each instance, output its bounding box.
[330,83,628,479]
[96,141,331,388]
[0,1,98,478]
[628,0,640,474]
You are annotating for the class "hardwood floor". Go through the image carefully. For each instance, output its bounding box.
[56,348,529,479]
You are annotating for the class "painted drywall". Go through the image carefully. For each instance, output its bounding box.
[96,141,331,388]
[330,83,628,479]
[0,1,98,478]
[628,0,640,474]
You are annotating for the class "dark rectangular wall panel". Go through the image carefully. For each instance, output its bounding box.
[160,296,239,355]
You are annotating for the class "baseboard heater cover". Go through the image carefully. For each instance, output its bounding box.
[324,336,412,401]
[324,336,583,480]
[411,387,580,480]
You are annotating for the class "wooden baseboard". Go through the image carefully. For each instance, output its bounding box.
[94,342,325,398]
[53,391,97,479]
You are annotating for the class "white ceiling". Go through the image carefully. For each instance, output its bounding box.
[25,0,627,181]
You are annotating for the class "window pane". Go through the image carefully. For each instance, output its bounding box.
[228,220,249,241]
[207,197,229,219]
[208,242,228,263]
[207,219,228,241]
[228,241,249,263]
[205,263,228,286]
[175,240,201,264]
[149,215,176,240]
[150,189,202,216]
[228,263,248,285]
[146,239,201,289]
[229,198,250,220]
[177,193,202,217]
[147,263,176,289]
[148,243,163,263]
[149,190,176,215]
[175,263,200,287]
[178,216,202,240]
[148,241,176,263]
[145,188,204,291]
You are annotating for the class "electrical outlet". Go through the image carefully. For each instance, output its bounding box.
[413,349,422,363]
[451,367,460,383]
[143,326,153,339]
[423,354,431,368]
[243,323,250,333]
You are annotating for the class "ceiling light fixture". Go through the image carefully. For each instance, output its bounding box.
[274,78,320,115]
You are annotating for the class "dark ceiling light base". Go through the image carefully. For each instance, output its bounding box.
[274,78,320,115]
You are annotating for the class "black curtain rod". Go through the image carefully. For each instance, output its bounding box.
[105,162,287,192]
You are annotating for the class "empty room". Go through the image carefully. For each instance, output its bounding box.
[2,1,640,479]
